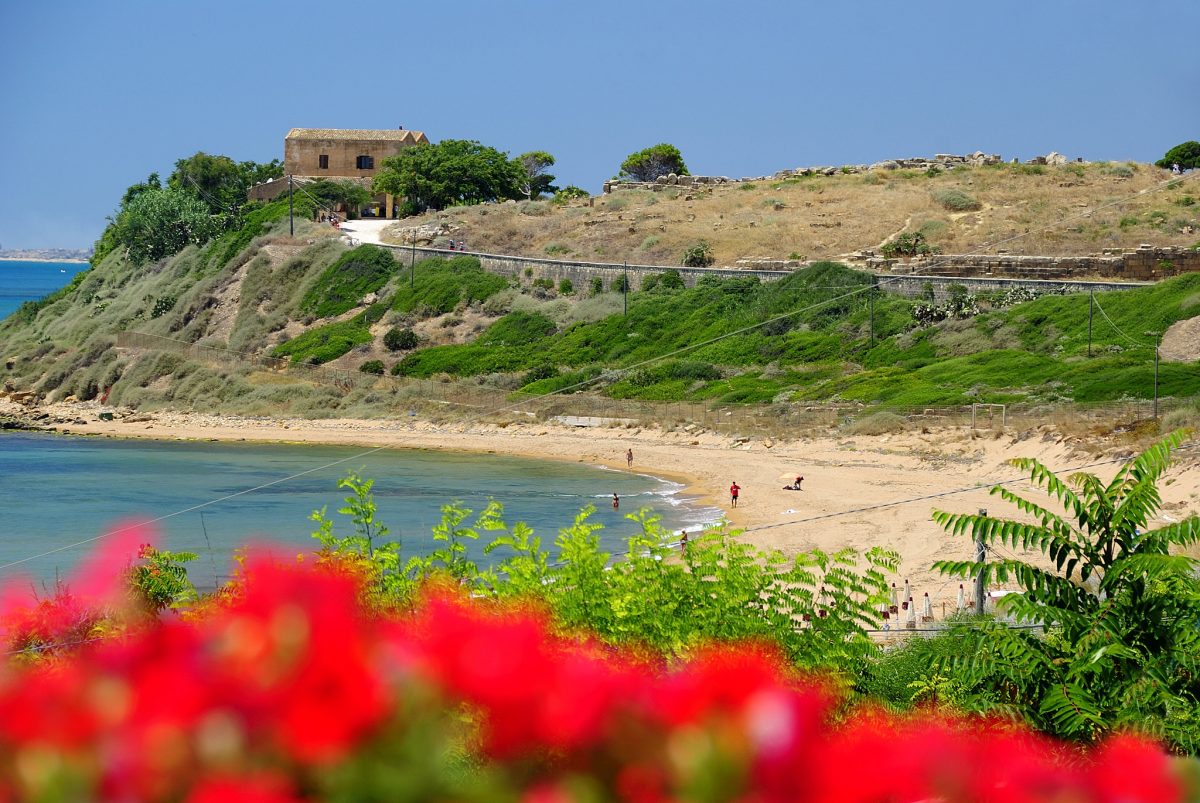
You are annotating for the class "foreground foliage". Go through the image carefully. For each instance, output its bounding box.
[934,430,1200,752]
[0,536,1186,802]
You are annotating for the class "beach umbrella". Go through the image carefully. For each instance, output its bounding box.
[922,592,933,620]
[906,598,916,627]
[902,579,910,607]
[889,582,898,608]
[957,583,966,611]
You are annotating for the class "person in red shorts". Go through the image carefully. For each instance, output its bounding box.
[729,481,740,508]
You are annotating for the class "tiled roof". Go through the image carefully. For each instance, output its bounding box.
[286,128,428,143]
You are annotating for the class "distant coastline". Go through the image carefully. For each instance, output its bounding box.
[0,248,92,263]
[0,256,89,264]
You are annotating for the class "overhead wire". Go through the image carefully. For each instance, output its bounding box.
[3,166,1197,575]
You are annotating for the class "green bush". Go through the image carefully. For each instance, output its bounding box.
[544,243,571,255]
[932,189,982,212]
[558,278,574,295]
[843,411,907,435]
[642,269,685,292]
[359,360,385,375]
[383,327,418,351]
[588,276,604,296]
[551,185,589,203]
[612,274,629,293]
[681,241,714,267]
[271,307,380,364]
[520,364,559,386]
[300,245,396,318]
[391,256,508,316]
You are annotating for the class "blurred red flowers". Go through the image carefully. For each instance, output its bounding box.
[0,535,1184,802]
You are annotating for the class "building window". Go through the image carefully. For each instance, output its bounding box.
[356,155,374,170]
[318,154,329,169]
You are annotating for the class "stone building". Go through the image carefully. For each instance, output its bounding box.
[248,127,429,218]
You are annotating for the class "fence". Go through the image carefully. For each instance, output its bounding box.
[114,331,1192,438]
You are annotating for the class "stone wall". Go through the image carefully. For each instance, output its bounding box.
[375,244,1147,300]
[896,246,1200,282]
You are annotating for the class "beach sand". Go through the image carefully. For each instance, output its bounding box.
[11,399,1200,610]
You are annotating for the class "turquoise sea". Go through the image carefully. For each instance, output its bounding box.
[0,259,89,320]
[0,432,718,588]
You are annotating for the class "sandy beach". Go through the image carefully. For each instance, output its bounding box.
[10,398,1197,611]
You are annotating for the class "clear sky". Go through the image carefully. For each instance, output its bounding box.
[2,0,1197,250]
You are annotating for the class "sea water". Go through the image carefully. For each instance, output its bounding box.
[0,259,89,320]
[0,432,720,588]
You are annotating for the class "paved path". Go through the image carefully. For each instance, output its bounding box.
[337,218,391,246]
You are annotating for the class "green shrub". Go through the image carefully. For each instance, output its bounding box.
[359,360,385,375]
[588,277,604,296]
[532,278,554,291]
[558,278,574,295]
[271,307,380,364]
[552,185,589,203]
[639,236,659,250]
[477,311,556,346]
[392,256,507,316]
[520,364,559,386]
[1119,216,1139,228]
[612,274,629,293]
[300,245,396,318]
[544,243,571,255]
[932,189,981,212]
[1102,164,1135,178]
[1015,164,1045,176]
[642,270,685,292]
[383,327,419,351]
[681,241,714,267]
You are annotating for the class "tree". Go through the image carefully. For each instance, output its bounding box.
[373,140,526,214]
[167,152,283,219]
[1156,141,1200,170]
[619,143,689,182]
[111,187,219,265]
[517,151,558,199]
[932,431,1200,751]
[302,178,372,216]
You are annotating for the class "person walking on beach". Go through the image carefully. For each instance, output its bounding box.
[729,482,740,508]
[626,448,634,469]
[612,493,620,510]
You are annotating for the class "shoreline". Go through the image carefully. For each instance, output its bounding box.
[0,256,89,264]
[7,401,1200,604]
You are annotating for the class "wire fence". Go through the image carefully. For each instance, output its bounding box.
[113,331,1193,438]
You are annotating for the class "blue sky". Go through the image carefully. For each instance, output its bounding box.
[2,0,1197,250]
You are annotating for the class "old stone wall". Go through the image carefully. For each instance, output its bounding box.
[896,246,1200,282]
[375,244,1147,300]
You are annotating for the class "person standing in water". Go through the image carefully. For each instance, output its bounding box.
[612,493,620,510]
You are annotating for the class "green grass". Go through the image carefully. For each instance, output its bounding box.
[391,255,509,317]
[300,245,397,319]
[272,304,386,364]
[384,263,1200,405]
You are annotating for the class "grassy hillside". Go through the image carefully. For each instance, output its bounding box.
[387,266,1200,406]
[2,188,1199,420]
[381,161,1200,267]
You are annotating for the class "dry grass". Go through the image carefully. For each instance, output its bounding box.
[381,163,1200,266]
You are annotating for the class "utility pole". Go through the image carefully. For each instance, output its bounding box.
[623,262,628,316]
[868,286,876,347]
[1154,333,1160,418]
[288,175,294,237]
[1087,288,1094,357]
[975,509,987,615]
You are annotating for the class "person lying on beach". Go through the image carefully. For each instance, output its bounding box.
[783,476,804,491]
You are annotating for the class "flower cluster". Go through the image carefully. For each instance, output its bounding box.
[0,541,1185,802]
